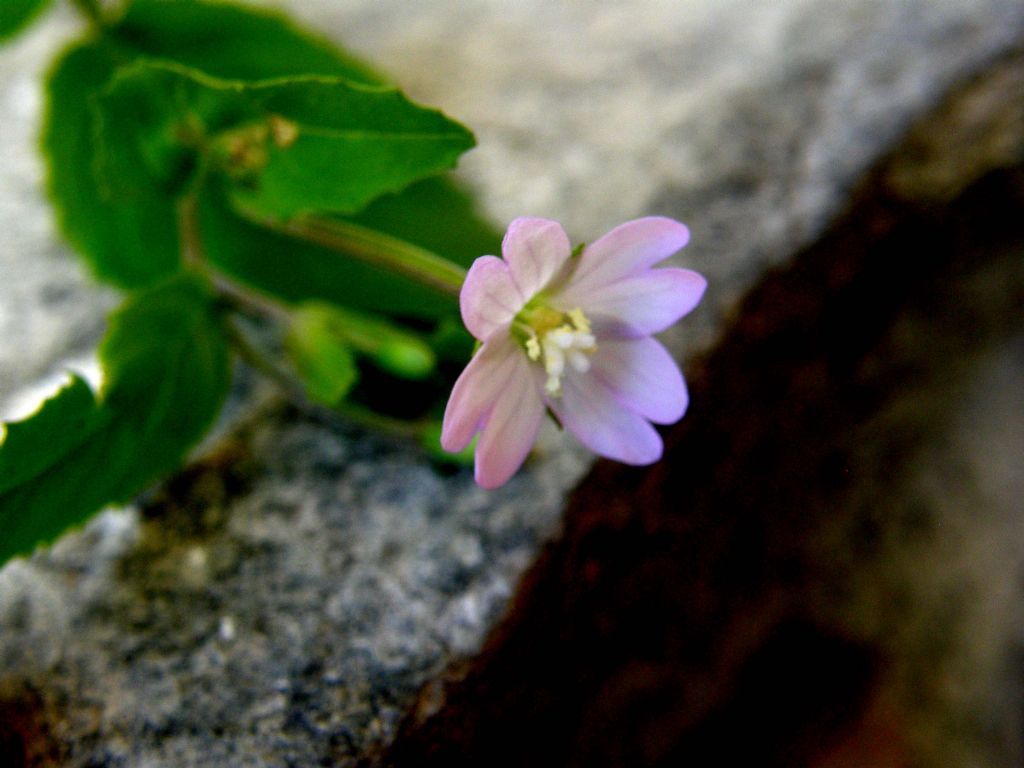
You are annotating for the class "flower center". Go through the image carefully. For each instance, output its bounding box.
[513,303,596,396]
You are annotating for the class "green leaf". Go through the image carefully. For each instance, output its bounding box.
[115,0,382,84]
[43,0,385,290]
[42,40,182,289]
[95,61,475,217]
[228,76,475,218]
[44,1,485,291]
[0,377,103,496]
[0,274,231,564]
[0,0,51,42]
[92,62,208,199]
[110,0,502,273]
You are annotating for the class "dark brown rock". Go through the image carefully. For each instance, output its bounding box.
[385,49,1024,768]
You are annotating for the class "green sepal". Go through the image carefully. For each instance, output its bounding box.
[285,306,360,407]
[292,302,437,381]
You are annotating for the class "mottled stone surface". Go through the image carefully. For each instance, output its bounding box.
[1,1,1022,765]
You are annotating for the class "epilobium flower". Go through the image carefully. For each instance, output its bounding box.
[441,217,705,488]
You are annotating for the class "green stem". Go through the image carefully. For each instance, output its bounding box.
[229,317,430,441]
[177,194,435,443]
[233,201,467,299]
[210,269,292,325]
[225,317,300,393]
[333,402,429,439]
[178,196,292,324]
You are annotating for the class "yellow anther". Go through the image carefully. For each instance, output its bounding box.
[525,336,541,361]
[568,308,590,333]
[513,304,597,397]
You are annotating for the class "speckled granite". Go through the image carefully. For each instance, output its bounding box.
[1,1,1022,765]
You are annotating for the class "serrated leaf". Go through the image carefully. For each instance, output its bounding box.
[115,0,382,84]
[113,0,503,274]
[0,0,51,42]
[0,377,103,496]
[95,61,475,217]
[226,77,474,217]
[0,274,231,564]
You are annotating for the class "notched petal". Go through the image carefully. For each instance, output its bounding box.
[460,255,524,341]
[502,217,572,299]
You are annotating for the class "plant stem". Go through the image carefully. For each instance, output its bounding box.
[177,195,435,443]
[228,317,430,441]
[232,201,467,299]
[225,317,299,394]
[333,402,429,439]
[177,195,204,270]
[177,196,293,324]
[213,273,293,324]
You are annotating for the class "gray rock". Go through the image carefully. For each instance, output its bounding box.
[1,1,1022,765]
[0,12,116,415]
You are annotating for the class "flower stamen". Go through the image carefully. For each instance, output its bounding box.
[514,304,596,396]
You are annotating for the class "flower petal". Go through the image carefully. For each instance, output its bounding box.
[549,373,664,465]
[589,337,689,424]
[474,355,546,489]
[460,255,524,341]
[502,217,572,298]
[568,217,690,295]
[570,267,706,337]
[441,336,521,452]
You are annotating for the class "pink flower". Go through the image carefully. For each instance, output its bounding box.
[441,217,706,489]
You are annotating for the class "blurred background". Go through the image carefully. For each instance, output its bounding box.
[1,1,1022,766]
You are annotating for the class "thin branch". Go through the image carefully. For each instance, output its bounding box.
[177,195,292,324]
[178,195,436,443]
[232,201,467,299]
